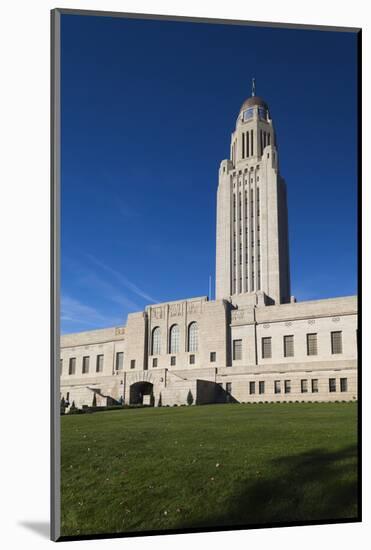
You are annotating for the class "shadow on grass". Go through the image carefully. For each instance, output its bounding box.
[179,444,358,529]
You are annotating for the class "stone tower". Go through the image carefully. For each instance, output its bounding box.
[215,81,291,306]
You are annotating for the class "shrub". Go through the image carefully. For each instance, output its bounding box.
[186,390,194,406]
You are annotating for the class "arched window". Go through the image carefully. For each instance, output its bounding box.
[152,326,161,355]
[188,322,198,352]
[169,324,180,354]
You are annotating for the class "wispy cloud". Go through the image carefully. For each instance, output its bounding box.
[79,271,140,311]
[61,295,122,329]
[86,253,158,304]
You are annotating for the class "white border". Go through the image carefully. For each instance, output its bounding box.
[1,1,368,548]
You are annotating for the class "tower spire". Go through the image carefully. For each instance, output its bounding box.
[252,77,256,97]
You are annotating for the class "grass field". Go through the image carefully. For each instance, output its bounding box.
[60,402,358,537]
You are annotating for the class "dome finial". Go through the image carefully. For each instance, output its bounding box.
[252,77,256,97]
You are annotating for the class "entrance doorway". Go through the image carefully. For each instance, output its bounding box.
[129,381,154,405]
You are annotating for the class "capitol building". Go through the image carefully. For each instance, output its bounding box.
[60,85,358,408]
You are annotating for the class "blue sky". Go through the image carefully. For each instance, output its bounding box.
[60,14,358,334]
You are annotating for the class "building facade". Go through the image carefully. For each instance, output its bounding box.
[60,86,358,409]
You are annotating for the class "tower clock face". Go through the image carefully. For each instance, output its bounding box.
[243,108,254,121]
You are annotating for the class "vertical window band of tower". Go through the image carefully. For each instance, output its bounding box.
[257,187,261,290]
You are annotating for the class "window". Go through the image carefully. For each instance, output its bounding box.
[301,379,308,393]
[68,357,76,375]
[274,380,281,394]
[233,339,242,360]
[226,382,232,393]
[130,359,135,369]
[152,358,158,368]
[329,378,336,392]
[284,380,291,393]
[259,381,265,394]
[311,379,319,393]
[340,378,348,392]
[189,354,195,365]
[152,327,161,355]
[188,322,198,352]
[249,381,256,394]
[331,331,343,354]
[169,324,180,353]
[284,335,294,357]
[96,354,104,373]
[251,129,254,155]
[210,352,216,362]
[307,333,318,356]
[115,352,123,371]
[170,356,176,366]
[60,359,63,375]
[262,337,272,359]
[82,356,90,374]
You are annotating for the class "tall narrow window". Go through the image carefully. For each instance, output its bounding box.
[331,331,343,354]
[284,335,294,357]
[311,379,319,393]
[130,359,135,369]
[262,337,272,359]
[301,379,308,393]
[284,380,291,393]
[242,132,245,159]
[259,381,265,394]
[233,339,242,360]
[340,378,348,392]
[68,357,76,375]
[188,322,198,352]
[152,326,161,355]
[170,356,176,366]
[249,381,256,394]
[60,359,63,375]
[246,131,249,157]
[274,380,281,394]
[307,333,318,356]
[226,382,232,394]
[82,356,90,374]
[251,129,254,155]
[329,378,336,392]
[115,352,123,371]
[260,129,263,155]
[96,354,104,373]
[169,324,180,354]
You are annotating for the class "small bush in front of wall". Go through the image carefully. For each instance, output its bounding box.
[186,390,194,406]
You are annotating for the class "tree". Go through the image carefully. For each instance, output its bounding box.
[60,397,66,415]
[187,390,194,406]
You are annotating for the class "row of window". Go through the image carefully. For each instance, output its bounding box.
[232,331,343,361]
[62,352,124,376]
[224,377,348,395]
[152,351,217,368]
[152,322,198,355]
[62,348,218,375]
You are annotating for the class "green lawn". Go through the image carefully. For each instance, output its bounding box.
[61,402,358,537]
